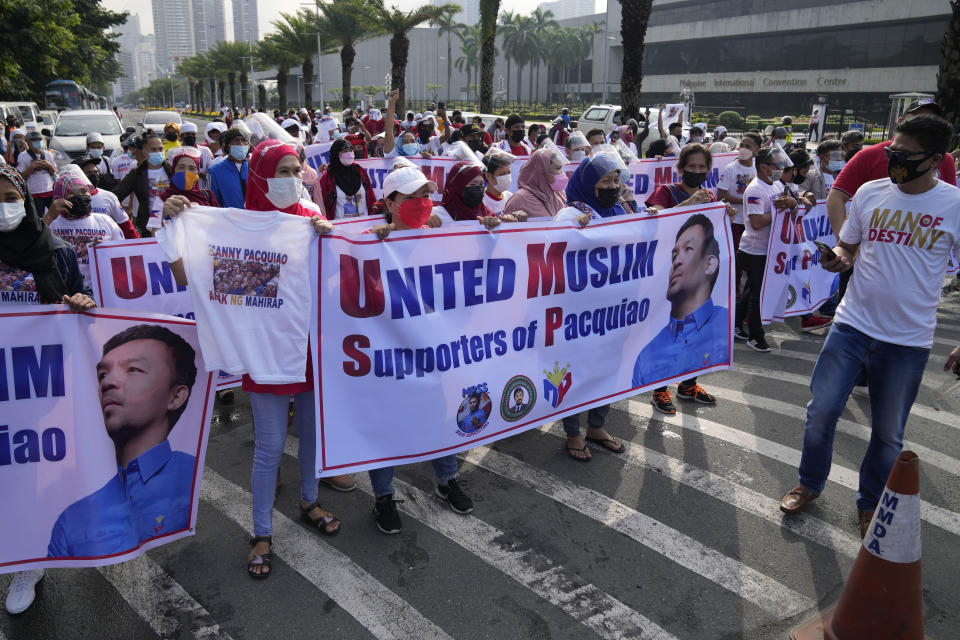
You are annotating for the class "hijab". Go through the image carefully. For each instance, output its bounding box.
[0,165,68,303]
[160,146,219,206]
[327,139,361,196]
[502,149,566,218]
[440,162,491,221]
[565,153,626,218]
[245,140,313,217]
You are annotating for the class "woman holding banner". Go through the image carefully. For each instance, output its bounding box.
[502,147,567,219]
[318,139,376,219]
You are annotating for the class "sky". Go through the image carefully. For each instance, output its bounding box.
[101,0,603,37]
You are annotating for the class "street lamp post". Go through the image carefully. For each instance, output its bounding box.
[240,56,256,110]
[362,66,371,110]
[601,35,616,104]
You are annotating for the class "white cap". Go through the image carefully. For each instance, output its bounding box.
[382,166,436,198]
[713,125,727,137]
[11,128,25,138]
[180,122,198,134]
[86,132,104,144]
[299,107,309,114]
[281,118,300,130]
[691,122,707,133]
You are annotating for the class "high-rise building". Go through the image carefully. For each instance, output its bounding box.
[112,12,160,97]
[194,0,226,54]
[431,0,478,25]
[539,0,594,20]
[152,0,196,72]
[232,0,259,44]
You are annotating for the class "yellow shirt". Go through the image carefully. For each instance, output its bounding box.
[163,139,180,156]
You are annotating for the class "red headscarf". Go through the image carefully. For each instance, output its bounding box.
[244,139,315,218]
[440,161,491,221]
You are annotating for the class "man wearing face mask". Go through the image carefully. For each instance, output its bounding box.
[70,157,137,238]
[839,129,864,162]
[735,145,797,352]
[564,131,591,163]
[207,128,250,209]
[16,132,56,215]
[801,139,844,199]
[685,123,707,146]
[85,132,113,177]
[162,122,181,155]
[481,151,514,214]
[718,132,761,286]
[495,114,534,156]
[766,126,790,151]
[413,115,448,157]
[779,114,960,538]
[113,132,173,236]
[460,123,488,159]
[179,122,213,185]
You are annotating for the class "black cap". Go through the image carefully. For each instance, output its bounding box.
[505,114,524,129]
[460,123,482,137]
[905,98,943,116]
[26,130,42,140]
[72,155,99,168]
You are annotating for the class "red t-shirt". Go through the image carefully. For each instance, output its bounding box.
[645,183,717,209]
[831,140,957,197]
[362,116,385,136]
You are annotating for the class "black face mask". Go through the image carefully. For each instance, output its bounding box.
[885,148,935,184]
[596,187,619,209]
[165,133,178,142]
[461,185,485,207]
[466,138,483,152]
[510,129,525,143]
[65,194,92,220]
[181,135,196,146]
[87,172,101,188]
[791,171,807,185]
[682,172,707,189]
[417,127,432,142]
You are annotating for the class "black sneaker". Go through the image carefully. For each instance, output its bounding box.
[651,389,676,415]
[733,325,749,341]
[373,494,403,534]
[747,336,771,352]
[436,478,474,514]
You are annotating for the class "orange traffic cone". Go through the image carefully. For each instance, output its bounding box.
[790,451,929,639]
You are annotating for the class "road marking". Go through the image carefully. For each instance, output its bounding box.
[99,555,233,640]
[281,438,679,639]
[703,384,960,478]
[762,324,958,350]
[201,470,453,640]
[460,447,816,618]
[537,423,862,559]
[625,400,960,538]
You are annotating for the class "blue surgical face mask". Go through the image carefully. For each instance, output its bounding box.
[827,160,845,172]
[127,150,137,159]
[230,145,249,161]
[148,151,164,166]
[88,148,104,159]
[31,140,43,150]
[401,143,419,156]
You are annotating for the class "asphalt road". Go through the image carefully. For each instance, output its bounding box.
[2,122,959,638]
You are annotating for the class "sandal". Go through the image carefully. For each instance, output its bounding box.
[300,502,341,536]
[248,536,272,580]
[566,444,591,462]
[585,436,625,453]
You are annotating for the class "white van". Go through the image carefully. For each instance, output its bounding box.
[0,102,42,133]
[577,104,679,157]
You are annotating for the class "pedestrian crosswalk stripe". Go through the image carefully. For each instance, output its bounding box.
[460,447,817,618]
[625,400,960,537]
[702,384,960,478]
[536,423,862,558]
[200,470,454,640]
[98,555,233,640]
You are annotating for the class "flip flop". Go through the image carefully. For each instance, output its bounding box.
[566,444,591,462]
[585,436,625,453]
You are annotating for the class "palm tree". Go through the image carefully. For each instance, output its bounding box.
[579,22,601,104]
[497,11,516,107]
[506,15,537,105]
[619,0,654,120]
[258,35,300,114]
[938,1,960,134]
[317,0,381,110]
[455,25,482,103]
[272,9,322,107]
[432,6,465,103]
[209,41,246,109]
[529,7,557,106]
[370,0,457,115]
[478,0,501,113]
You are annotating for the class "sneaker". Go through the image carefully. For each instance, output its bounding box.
[5,569,43,615]
[436,478,474,514]
[373,494,403,534]
[801,316,833,332]
[676,384,717,405]
[746,336,771,352]
[651,390,676,415]
[733,325,749,341]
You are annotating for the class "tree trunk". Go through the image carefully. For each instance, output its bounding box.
[479,0,500,113]
[389,33,411,115]
[228,73,237,109]
[516,63,522,105]
[619,0,654,121]
[218,80,226,108]
[937,0,960,142]
[446,33,453,101]
[277,67,289,114]
[535,62,540,106]
[341,43,355,109]
[302,58,315,108]
[240,74,248,108]
[506,58,511,105]
[209,78,217,110]
[196,82,204,113]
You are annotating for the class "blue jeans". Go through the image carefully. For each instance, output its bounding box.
[798,322,929,511]
[561,404,611,437]
[249,390,318,536]
[369,455,459,497]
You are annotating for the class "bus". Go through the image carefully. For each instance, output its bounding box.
[44,79,101,111]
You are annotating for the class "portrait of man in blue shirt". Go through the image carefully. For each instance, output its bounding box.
[632,214,729,387]
[458,394,489,433]
[47,324,199,558]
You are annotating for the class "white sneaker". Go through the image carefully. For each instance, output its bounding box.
[5,569,44,614]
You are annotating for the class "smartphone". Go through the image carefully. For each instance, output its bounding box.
[814,240,836,261]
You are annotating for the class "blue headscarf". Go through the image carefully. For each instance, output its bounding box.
[564,153,626,218]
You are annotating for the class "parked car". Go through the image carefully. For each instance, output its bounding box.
[44,109,132,168]
[139,110,182,134]
[577,104,693,157]
[0,101,41,133]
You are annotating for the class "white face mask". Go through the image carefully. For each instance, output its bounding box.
[265,177,303,209]
[738,147,753,162]
[770,169,784,182]
[0,201,27,232]
[493,174,512,193]
[571,149,586,163]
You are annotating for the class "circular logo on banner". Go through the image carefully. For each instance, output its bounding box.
[500,375,536,422]
[456,385,493,437]
[785,285,797,310]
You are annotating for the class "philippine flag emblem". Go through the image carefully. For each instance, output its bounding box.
[543,362,573,408]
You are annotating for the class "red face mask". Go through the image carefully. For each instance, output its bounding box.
[396,196,433,228]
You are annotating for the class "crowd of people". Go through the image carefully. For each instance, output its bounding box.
[3,90,960,616]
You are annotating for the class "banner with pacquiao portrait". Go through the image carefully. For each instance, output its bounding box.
[759,201,840,324]
[312,203,735,476]
[0,308,216,573]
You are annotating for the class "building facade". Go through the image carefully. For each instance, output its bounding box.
[194,0,226,54]
[232,0,260,45]
[539,0,595,21]
[152,0,196,73]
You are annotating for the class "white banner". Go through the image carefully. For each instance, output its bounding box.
[312,204,735,476]
[305,141,334,171]
[90,239,242,389]
[0,308,215,572]
[759,201,839,323]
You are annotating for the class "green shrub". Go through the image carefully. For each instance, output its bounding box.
[717,110,745,130]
